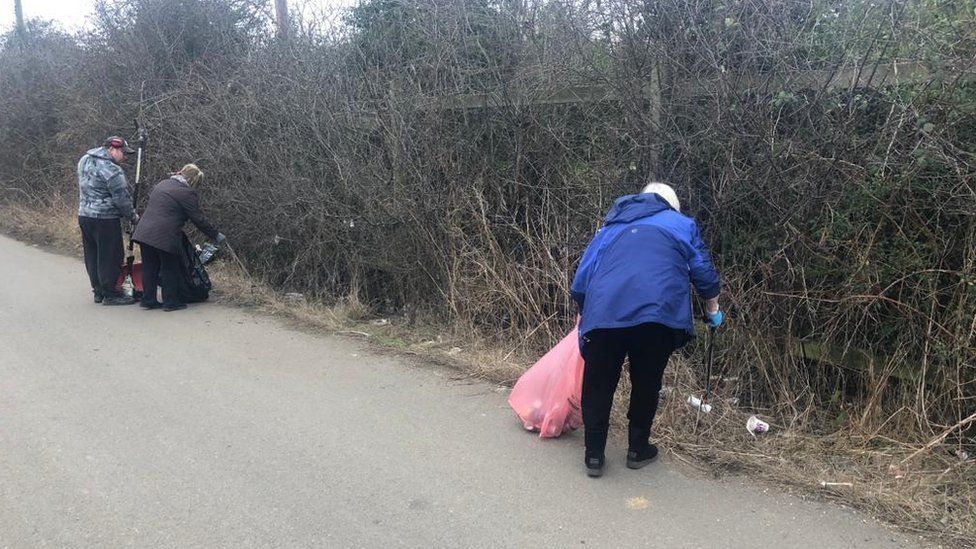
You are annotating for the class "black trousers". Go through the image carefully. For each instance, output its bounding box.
[139,243,182,307]
[581,322,676,457]
[79,216,124,298]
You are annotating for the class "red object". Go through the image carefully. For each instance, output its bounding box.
[115,261,144,293]
[508,324,585,438]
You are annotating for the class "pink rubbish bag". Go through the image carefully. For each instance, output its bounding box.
[508,327,584,437]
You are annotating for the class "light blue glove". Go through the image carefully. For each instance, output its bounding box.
[216,232,227,243]
[706,310,723,328]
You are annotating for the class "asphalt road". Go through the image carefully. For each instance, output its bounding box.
[0,235,924,548]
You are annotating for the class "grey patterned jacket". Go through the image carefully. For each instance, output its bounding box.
[77,147,136,220]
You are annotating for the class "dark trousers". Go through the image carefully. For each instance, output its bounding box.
[581,322,676,458]
[139,243,182,307]
[79,216,124,298]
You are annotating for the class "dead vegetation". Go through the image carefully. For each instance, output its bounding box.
[2,0,975,544]
[3,201,972,546]
[0,201,81,253]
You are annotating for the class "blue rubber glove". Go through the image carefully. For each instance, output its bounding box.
[706,310,723,329]
[216,232,227,243]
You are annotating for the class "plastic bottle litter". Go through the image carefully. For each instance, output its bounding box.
[687,395,712,414]
[121,276,134,298]
[197,243,219,264]
[746,415,769,437]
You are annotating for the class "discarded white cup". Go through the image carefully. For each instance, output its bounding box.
[746,415,769,436]
[687,395,712,414]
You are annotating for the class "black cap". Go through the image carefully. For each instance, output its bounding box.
[104,136,136,154]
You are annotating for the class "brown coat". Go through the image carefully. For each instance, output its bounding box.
[133,178,219,255]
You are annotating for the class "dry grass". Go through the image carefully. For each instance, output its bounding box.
[2,202,973,547]
[0,202,82,254]
[208,259,530,384]
[652,362,976,547]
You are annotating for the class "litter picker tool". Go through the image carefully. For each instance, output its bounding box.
[121,117,148,298]
[693,323,717,443]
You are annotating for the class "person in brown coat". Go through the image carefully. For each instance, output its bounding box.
[132,164,224,311]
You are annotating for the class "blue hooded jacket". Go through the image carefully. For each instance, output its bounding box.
[571,193,720,347]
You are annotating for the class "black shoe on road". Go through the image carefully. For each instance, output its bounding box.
[102,295,135,306]
[140,301,162,310]
[163,303,187,312]
[585,454,605,478]
[93,293,103,304]
[626,444,659,469]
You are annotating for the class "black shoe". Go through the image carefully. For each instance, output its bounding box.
[93,293,104,304]
[140,301,162,310]
[585,454,605,478]
[628,425,651,451]
[626,444,659,469]
[102,295,136,306]
[163,303,187,312]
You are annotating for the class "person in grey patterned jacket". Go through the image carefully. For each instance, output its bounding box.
[77,136,139,305]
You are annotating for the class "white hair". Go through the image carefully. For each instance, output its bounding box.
[641,182,680,212]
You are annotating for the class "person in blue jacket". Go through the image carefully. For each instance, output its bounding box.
[570,182,723,477]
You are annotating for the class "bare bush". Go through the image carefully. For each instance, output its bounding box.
[1,0,974,537]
